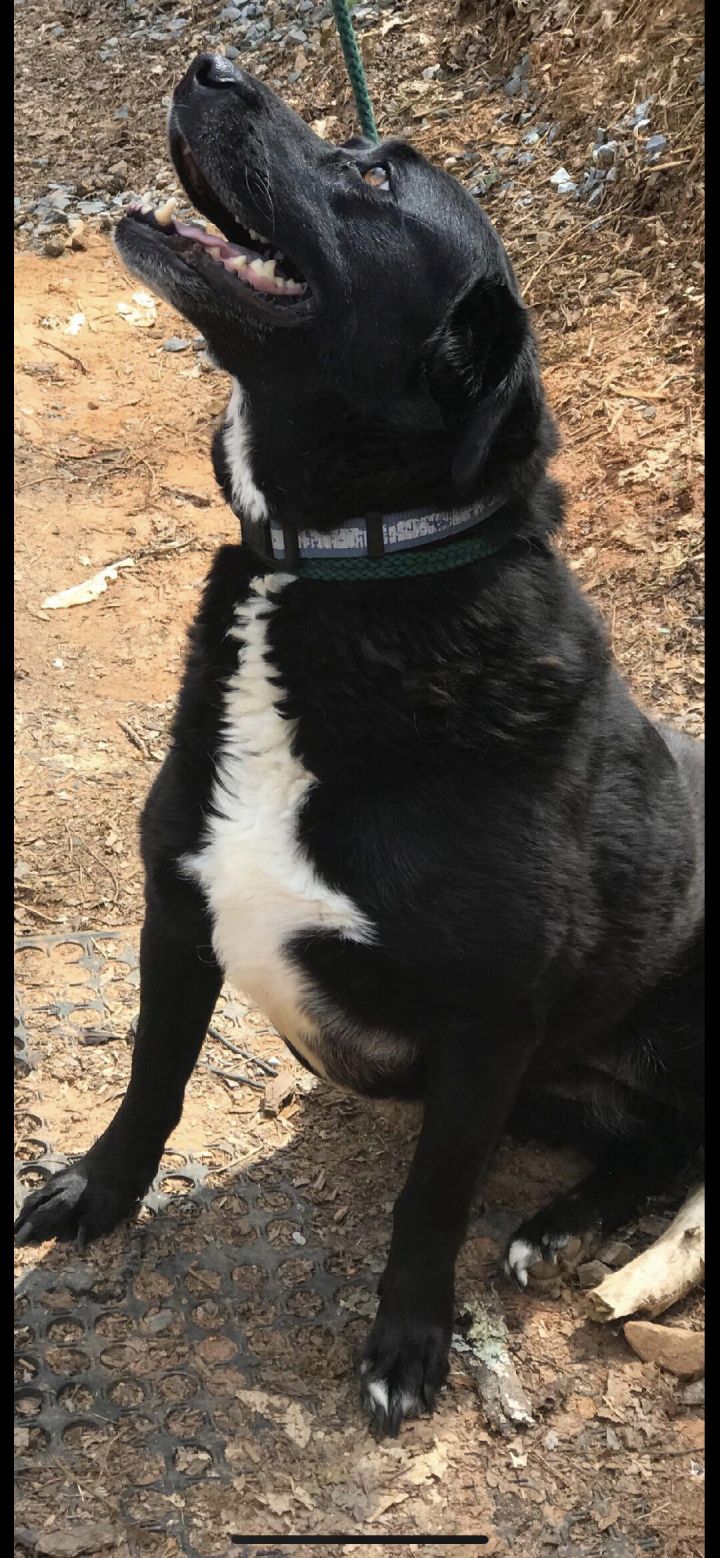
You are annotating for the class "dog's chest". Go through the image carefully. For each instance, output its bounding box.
[183,575,372,1072]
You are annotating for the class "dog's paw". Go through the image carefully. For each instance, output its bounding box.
[14,1161,142,1251]
[360,1312,450,1437]
[504,1229,586,1290]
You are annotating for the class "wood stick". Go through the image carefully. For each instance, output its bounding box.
[586,1184,704,1322]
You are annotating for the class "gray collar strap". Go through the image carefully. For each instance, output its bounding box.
[255,493,507,566]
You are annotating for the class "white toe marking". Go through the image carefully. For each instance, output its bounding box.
[506,1237,540,1287]
[367,1379,389,1415]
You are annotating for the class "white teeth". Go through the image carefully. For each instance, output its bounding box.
[284,280,305,295]
[208,246,224,261]
[154,196,177,226]
[225,254,248,271]
[249,258,266,273]
[261,259,277,278]
[248,228,270,244]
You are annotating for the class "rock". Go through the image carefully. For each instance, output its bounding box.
[36,1525,117,1557]
[679,1378,705,1406]
[44,235,67,258]
[599,1239,635,1268]
[162,336,192,352]
[577,1260,611,1288]
[144,1307,174,1333]
[77,198,108,216]
[550,168,578,195]
[624,1320,705,1378]
[645,133,668,162]
[69,221,86,250]
[593,139,619,168]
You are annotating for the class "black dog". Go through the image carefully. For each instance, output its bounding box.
[16,57,704,1436]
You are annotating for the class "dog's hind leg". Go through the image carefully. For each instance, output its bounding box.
[504,1129,699,1290]
[14,888,222,1249]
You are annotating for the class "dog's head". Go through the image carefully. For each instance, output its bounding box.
[115,56,556,524]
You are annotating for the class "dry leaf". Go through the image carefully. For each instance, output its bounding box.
[42,558,134,610]
[263,1066,296,1115]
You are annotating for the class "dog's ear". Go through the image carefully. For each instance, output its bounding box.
[341,134,377,153]
[427,277,545,494]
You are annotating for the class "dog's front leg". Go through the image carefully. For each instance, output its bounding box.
[360,1014,541,1436]
[15,890,222,1249]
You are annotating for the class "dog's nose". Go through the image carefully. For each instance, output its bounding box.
[184,53,261,105]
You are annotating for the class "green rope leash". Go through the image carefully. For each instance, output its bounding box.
[331,0,379,142]
[286,528,510,581]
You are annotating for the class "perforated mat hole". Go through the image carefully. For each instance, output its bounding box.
[185,1268,222,1298]
[15,1387,44,1418]
[325,1251,362,1278]
[172,1442,213,1478]
[62,1419,113,1452]
[156,1370,200,1403]
[285,1289,324,1319]
[90,1276,127,1304]
[99,1341,142,1372]
[160,1151,187,1170]
[234,1296,276,1324]
[158,1174,195,1196]
[266,1218,304,1246]
[109,1443,166,1486]
[246,1327,291,1362]
[17,1164,50,1191]
[122,1489,177,1525]
[57,1381,95,1413]
[15,1422,50,1454]
[95,1310,135,1341]
[164,1405,208,1437]
[117,1411,155,1437]
[196,1334,237,1366]
[163,1196,201,1224]
[15,1136,50,1162]
[15,1295,30,1320]
[191,1299,227,1330]
[230,1263,265,1292]
[256,1189,293,1212]
[276,1257,315,1286]
[45,1345,90,1376]
[46,1316,86,1345]
[14,1354,39,1386]
[105,1376,146,1408]
[133,1271,174,1303]
[14,1321,36,1350]
[196,1146,233,1169]
[15,1112,43,1135]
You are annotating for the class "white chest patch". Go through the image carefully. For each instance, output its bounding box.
[224,379,268,524]
[182,574,373,1073]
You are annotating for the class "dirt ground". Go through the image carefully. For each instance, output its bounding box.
[15,2,704,1556]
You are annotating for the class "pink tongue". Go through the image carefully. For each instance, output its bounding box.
[174,219,252,260]
[172,219,293,295]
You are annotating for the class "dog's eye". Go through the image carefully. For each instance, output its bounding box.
[362,166,391,192]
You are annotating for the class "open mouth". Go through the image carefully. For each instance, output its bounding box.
[121,134,314,321]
